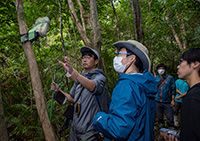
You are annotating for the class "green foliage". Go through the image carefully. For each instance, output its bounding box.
[1,0,200,140]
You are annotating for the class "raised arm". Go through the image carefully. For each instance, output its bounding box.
[59,56,96,92]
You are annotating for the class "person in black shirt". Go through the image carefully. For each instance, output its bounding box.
[177,48,200,141]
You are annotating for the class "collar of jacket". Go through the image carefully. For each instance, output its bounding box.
[159,74,168,79]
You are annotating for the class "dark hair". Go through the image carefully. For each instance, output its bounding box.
[157,63,167,70]
[126,48,144,72]
[179,48,200,76]
[82,51,98,60]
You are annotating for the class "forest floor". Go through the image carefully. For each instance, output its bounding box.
[154,116,180,141]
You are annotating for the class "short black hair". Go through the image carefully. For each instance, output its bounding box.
[82,51,98,60]
[179,48,200,76]
[126,48,144,72]
[157,63,167,70]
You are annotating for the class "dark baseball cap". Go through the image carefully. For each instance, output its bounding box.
[80,46,100,59]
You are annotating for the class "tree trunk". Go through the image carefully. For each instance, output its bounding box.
[171,27,183,51]
[89,0,106,74]
[89,0,102,52]
[179,14,187,50]
[68,0,92,47]
[77,0,92,31]
[58,0,67,56]
[58,0,69,89]
[131,0,138,40]
[111,0,120,40]
[134,0,145,41]
[67,0,106,74]
[0,87,8,141]
[131,0,145,42]
[15,0,57,140]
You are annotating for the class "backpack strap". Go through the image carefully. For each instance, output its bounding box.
[89,72,110,112]
[158,75,170,89]
[95,95,102,111]
[90,73,103,111]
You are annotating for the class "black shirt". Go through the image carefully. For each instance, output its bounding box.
[180,82,200,141]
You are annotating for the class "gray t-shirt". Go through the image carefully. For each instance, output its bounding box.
[70,69,106,134]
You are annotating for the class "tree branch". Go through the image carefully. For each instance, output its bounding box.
[165,15,183,52]
[77,0,91,30]
[67,0,92,47]
[195,0,200,4]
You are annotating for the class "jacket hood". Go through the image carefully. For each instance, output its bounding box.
[118,70,157,98]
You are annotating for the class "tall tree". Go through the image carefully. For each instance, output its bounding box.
[67,0,105,71]
[15,0,57,140]
[131,0,145,41]
[111,0,120,40]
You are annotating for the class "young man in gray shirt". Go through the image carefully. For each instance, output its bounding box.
[51,47,107,141]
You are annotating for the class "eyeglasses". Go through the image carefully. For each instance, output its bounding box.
[82,55,92,60]
[117,52,132,56]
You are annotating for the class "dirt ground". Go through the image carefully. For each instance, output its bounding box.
[154,117,180,141]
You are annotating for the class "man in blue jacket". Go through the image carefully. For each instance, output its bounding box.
[93,40,157,141]
[155,63,175,128]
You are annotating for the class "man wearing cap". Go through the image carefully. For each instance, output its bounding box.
[155,63,175,128]
[51,47,107,140]
[93,40,157,141]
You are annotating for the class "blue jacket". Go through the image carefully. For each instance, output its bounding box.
[93,70,157,141]
[155,74,175,103]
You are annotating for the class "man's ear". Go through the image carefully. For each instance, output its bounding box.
[193,61,200,69]
[95,59,99,65]
[130,55,136,62]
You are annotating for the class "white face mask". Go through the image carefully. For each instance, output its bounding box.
[158,69,165,75]
[113,56,129,73]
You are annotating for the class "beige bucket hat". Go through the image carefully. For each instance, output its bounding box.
[113,40,150,71]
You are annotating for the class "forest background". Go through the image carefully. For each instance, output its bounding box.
[1,0,200,140]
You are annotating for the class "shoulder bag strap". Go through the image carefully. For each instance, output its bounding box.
[158,75,171,89]
[74,85,85,104]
